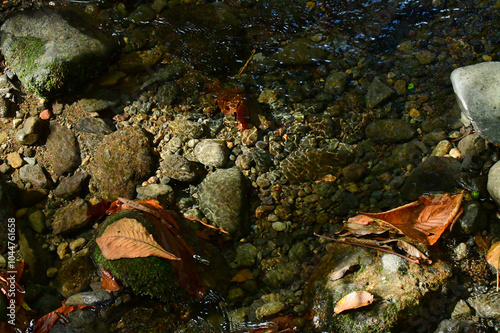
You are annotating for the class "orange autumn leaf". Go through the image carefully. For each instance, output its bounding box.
[352,191,464,246]
[334,291,374,314]
[33,303,92,333]
[211,85,249,130]
[96,217,180,261]
[99,268,121,292]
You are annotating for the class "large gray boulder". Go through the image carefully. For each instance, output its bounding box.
[451,62,500,144]
[0,7,117,97]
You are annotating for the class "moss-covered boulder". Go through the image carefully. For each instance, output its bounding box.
[91,209,183,302]
[304,242,452,333]
[0,7,117,97]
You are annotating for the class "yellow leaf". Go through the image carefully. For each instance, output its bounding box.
[96,218,180,261]
[334,290,374,314]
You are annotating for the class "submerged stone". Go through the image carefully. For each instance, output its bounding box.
[198,167,248,237]
[0,7,117,97]
[400,156,461,201]
[281,148,353,184]
[46,121,81,175]
[90,127,152,200]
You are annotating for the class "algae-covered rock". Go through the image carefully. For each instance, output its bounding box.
[0,7,117,97]
[198,167,248,237]
[55,253,94,298]
[305,242,452,333]
[91,209,183,302]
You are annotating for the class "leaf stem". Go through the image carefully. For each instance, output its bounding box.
[314,233,420,264]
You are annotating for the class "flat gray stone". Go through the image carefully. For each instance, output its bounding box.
[487,160,500,206]
[365,119,416,144]
[46,121,81,175]
[0,8,117,97]
[51,198,90,234]
[365,77,395,109]
[19,164,48,188]
[451,62,500,144]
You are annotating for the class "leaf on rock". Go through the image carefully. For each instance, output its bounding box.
[475,233,492,252]
[96,217,180,261]
[395,239,432,264]
[328,265,359,282]
[357,191,464,245]
[33,303,92,333]
[334,291,374,314]
[486,242,500,291]
[105,198,207,300]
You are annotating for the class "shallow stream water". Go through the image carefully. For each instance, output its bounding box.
[1,0,500,332]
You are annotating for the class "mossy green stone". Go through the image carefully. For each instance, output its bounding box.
[91,209,182,302]
[0,8,117,97]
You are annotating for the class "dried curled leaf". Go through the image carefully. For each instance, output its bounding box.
[96,217,180,261]
[334,291,374,314]
[358,191,464,245]
[328,265,359,282]
[396,240,431,264]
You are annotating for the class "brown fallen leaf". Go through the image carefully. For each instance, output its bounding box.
[334,291,374,314]
[395,239,431,264]
[328,265,359,282]
[357,191,464,245]
[486,242,500,292]
[475,233,492,252]
[96,217,180,261]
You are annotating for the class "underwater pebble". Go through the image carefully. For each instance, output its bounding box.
[272,221,286,231]
[255,301,285,320]
[7,152,23,168]
[65,290,113,306]
[194,139,229,168]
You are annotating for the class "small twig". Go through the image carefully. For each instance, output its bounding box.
[237,49,256,76]
[117,197,160,218]
[450,127,473,142]
[314,233,420,264]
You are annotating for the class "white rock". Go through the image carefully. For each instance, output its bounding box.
[487,160,500,206]
[194,139,229,168]
[451,62,500,143]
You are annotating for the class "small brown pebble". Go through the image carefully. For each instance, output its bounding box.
[40,109,52,120]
